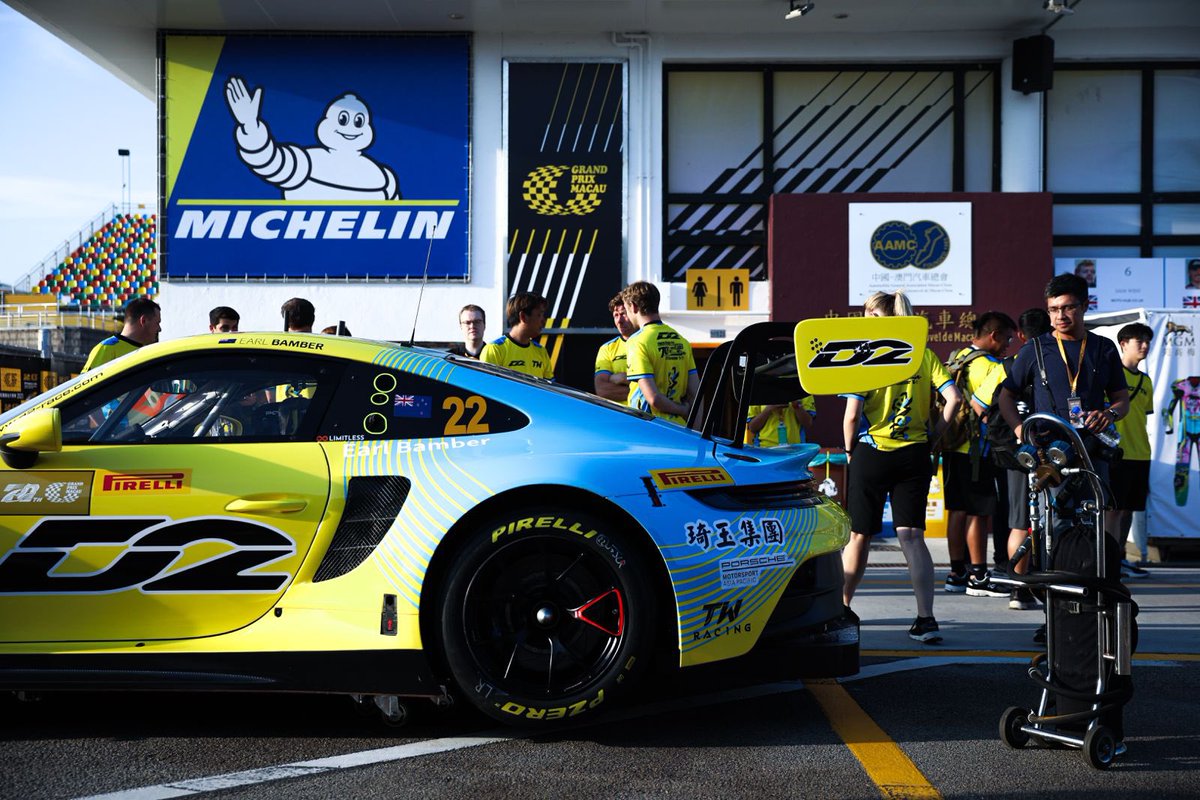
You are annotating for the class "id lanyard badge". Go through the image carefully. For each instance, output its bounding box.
[1067,393,1084,428]
[1055,333,1088,429]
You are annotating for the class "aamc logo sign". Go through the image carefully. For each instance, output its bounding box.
[870,219,950,270]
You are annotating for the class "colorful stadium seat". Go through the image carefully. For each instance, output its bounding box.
[36,213,157,311]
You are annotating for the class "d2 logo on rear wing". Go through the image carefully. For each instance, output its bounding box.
[794,316,928,395]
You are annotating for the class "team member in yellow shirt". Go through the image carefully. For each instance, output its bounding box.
[841,291,961,644]
[594,293,635,402]
[481,292,555,380]
[940,311,1016,599]
[622,281,697,425]
[746,397,816,446]
[1106,322,1155,578]
[83,297,161,371]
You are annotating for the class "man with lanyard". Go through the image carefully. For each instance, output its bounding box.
[480,292,555,380]
[594,293,635,402]
[997,273,1130,516]
[83,296,161,371]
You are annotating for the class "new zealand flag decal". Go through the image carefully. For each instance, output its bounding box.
[393,394,433,418]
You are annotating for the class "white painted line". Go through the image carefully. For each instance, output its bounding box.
[848,656,1026,681]
[72,735,511,800]
[848,655,1182,682]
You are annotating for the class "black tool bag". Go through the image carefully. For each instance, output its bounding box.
[1047,524,1136,739]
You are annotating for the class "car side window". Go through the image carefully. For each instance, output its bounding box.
[58,353,337,444]
[317,363,528,441]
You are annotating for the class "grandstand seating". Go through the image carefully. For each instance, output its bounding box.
[33,213,157,311]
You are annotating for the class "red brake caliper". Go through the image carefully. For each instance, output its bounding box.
[570,588,625,637]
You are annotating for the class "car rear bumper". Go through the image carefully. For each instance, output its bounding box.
[755,550,859,678]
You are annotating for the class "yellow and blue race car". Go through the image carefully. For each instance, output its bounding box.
[0,319,926,725]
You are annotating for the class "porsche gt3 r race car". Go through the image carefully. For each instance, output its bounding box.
[0,321,921,725]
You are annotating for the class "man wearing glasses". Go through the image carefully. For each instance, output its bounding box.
[997,272,1129,488]
[450,304,486,359]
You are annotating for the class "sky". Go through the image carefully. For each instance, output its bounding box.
[0,3,156,289]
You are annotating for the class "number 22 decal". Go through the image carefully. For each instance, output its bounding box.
[443,395,489,435]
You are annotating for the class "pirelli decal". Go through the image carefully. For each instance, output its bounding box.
[97,470,191,495]
[0,472,94,516]
[649,467,734,491]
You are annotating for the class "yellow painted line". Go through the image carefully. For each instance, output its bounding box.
[807,679,941,800]
[862,648,1200,662]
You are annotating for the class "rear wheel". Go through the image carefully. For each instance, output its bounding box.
[438,507,655,726]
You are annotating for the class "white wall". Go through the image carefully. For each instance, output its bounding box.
[158,26,1200,346]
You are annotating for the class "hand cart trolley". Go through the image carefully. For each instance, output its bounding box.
[991,412,1137,770]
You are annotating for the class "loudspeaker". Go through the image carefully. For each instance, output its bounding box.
[1012,35,1054,94]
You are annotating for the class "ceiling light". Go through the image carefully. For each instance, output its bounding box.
[785,0,815,20]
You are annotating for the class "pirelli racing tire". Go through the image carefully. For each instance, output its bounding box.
[439,507,655,726]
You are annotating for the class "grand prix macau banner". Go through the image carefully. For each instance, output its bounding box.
[505,61,625,343]
[162,34,470,280]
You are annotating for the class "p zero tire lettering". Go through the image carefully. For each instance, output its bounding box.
[437,505,654,727]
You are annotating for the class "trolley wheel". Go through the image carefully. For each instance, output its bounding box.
[1083,725,1117,770]
[999,706,1031,749]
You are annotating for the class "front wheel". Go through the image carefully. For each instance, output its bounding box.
[1083,725,1117,770]
[438,507,655,726]
[999,706,1030,749]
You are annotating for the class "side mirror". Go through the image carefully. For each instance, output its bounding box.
[0,407,63,469]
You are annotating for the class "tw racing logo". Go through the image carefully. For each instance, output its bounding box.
[693,598,751,642]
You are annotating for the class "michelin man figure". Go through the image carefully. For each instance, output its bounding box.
[224,76,401,200]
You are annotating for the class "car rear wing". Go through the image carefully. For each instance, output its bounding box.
[689,317,928,447]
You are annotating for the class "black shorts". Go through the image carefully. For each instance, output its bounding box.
[1007,468,1030,531]
[1110,458,1150,511]
[847,442,932,535]
[943,451,997,516]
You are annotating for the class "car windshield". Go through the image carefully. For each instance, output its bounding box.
[446,353,652,419]
[0,371,101,429]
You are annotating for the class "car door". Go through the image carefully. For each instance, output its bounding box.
[0,351,337,643]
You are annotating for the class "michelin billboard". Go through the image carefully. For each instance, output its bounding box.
[162,34,470,280]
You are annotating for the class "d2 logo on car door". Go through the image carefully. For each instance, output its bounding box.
[0,516,295,594]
